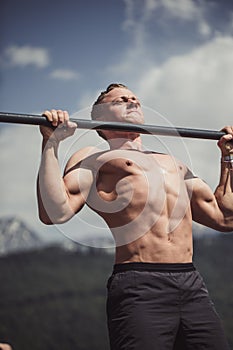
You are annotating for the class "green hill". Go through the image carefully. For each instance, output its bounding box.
[0,232,232,350]
[0,246,114,350]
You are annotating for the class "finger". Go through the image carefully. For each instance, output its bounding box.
[57,109,69,124]
[221,126,233,135]
[42,110,53,123]
[67,120,77,129]
[51,109,59,126]
[63,110,69,123]
[218,134,233,155]
[218,133,232,147]
[220,134,233,142]
[218,126,233,145]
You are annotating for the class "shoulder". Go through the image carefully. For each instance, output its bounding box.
[64,146,101,175]
[68,146,100,163]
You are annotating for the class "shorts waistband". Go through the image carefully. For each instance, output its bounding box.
[113,262,196,273]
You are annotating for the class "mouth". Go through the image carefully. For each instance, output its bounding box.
[126,110,143,117]
[127,109,141,114]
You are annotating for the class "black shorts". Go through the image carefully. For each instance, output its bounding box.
[106,262,230,350]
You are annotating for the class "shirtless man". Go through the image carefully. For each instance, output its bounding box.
[37,83,232,349]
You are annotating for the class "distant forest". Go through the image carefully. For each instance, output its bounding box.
[0,233,232,350]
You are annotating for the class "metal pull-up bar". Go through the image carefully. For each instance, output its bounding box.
[0,112,225,140]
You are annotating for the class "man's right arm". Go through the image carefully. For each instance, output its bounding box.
[37,109,93,225]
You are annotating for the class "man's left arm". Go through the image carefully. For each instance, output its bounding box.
[213,126,233,228]
[188,126,233,232]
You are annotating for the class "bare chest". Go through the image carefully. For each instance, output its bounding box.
[89,151,186,204]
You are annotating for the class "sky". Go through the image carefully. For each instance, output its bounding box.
[1,0,233,248]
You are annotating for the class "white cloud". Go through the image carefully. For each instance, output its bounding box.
[198,20,211,37]
[227,11,233,34]
[160,0,201,21]
[145,0,159,12]
[123,0,212,41]
[50,69,80,81]
[3,45,50,68]
[138,35,233,126]
[112,0,214,84]
[0,125,42,226]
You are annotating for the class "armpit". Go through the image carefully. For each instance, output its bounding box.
[184,167,198,180]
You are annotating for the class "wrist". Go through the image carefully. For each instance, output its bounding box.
[42,137,60,146]
[42,138,60,155]
[221,154,233,169]
[221,154,233,162]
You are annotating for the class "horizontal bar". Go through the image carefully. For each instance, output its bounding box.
[0,112,225,140]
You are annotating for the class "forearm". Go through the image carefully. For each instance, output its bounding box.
[37,139,74,224]
[214,159,233,228]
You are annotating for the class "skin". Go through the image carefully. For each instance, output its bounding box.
[0,344,13,350]
[38,87,233,264]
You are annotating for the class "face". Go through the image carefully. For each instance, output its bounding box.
[98,87,144,125]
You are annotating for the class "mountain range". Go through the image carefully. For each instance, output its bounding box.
[0,216,44,256]
[0,215,233,257]
[0,216,115,256]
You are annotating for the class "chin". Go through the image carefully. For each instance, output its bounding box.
[128,118,144,125]
[125,114,144,124]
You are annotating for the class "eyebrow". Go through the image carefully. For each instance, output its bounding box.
[111,95,139,102]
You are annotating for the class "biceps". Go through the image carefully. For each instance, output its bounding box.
[64,168,93,213]
[191,196,218,221]
[189,180,224,229]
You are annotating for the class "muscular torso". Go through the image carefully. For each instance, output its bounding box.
[67,149,194,264]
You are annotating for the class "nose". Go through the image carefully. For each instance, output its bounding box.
[127,97,139,108]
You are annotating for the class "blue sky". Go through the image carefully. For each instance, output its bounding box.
[1,0,233,247]
[1,0,128,112]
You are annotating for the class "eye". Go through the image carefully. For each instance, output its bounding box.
[111,96,141,106]
[112,99,124,105]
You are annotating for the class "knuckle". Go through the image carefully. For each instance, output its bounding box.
[43,111,52,121]
[51,111,58,119]
[64,111,69,121]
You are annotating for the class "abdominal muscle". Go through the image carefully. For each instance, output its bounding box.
[111,186,194,264]
[114,218,194,264]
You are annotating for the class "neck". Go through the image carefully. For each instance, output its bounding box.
[107,134,143,151]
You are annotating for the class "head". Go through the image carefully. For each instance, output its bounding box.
[91,83,144,140]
